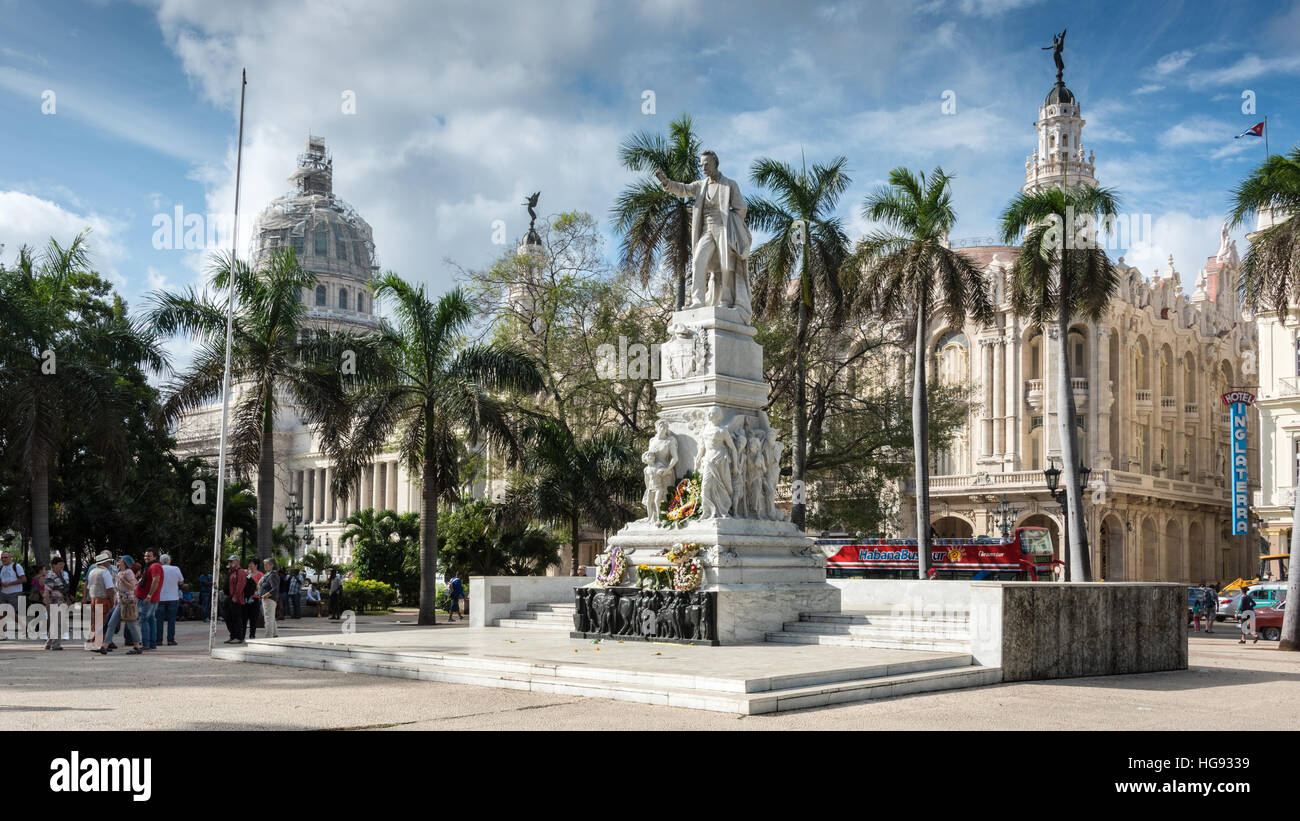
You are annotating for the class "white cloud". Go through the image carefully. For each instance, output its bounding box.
[0,190,126,285]
[1186,54,1300,89]
[1159,116,1237,148]
[1114,212,1239,294]
[1154,49,1196,76]
[1133,84,1164,95]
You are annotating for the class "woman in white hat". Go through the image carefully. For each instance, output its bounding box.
[84,551,115,654]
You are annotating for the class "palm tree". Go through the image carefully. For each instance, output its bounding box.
[613,113,703,309]
[302,549,332,583]
[150,248,342,561]
[507,417,641,574]
[1228,144,1300,650]
[1001,184,1121,582]
[848,168,993,578]
[747,155,853,529]
[316,279,543,624]
[0,233,167,564]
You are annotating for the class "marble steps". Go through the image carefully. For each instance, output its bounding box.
[781,617,971,638]
[765,631,973,653]
[212,639,996,715]
[494,603,576,630]
[525,602,575,613]
[802,610,971,628]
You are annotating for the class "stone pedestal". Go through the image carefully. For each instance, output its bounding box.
[602,305,838,645]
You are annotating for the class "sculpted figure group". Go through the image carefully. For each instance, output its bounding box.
[642,407,788,524]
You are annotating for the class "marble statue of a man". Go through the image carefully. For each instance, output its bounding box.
[656,150,753,320]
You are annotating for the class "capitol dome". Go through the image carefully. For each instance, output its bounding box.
[248,136,379,329]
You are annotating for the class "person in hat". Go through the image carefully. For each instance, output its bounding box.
[84,551,116,654]
[224,555,247,644]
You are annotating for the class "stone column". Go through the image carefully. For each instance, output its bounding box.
[388,462,400,512]
[993,337,1006,455]
[371,463,382,511]
[317,467,327,524]
[304,469,315,523]
[319,465,330,522]
[1006,329,1020,466]
[981,340,994,458]
[361,465,373,514]
[1096,327,1111,465]
[375,463,386,511]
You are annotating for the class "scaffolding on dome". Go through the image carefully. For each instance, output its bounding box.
[248,136,377,272]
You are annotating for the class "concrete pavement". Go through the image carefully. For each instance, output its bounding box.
[2,613,1296,730]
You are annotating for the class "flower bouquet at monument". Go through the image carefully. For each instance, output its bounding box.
[660,473,701,528]
[673,558,703,591]
[595,547,627,588]
[664,542,702,564]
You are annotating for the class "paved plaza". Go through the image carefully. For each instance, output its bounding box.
[2,612,1296,730]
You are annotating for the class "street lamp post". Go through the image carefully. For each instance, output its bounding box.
[991,495,1021,540]
[283,495,303,561]
[1044,458,1090,582]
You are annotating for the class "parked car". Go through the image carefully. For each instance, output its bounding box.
[1255,599,1286,642]
[1217,590,1243,621]
[1247,583,1287,610]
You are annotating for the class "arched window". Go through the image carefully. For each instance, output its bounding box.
[314,227,328,257]
[357,293,365,313]
[338,287,349,310]
[335,224,349,263]
[315,285,326,306]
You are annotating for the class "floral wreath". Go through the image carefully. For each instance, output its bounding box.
[664,542,702,564]
[595,546,628,588]
[673,558,703,591]
[661,473,702,528]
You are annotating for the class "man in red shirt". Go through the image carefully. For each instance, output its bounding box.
[224,555,247,644]
[140,550,165,650]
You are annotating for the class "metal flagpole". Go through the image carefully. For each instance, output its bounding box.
[1264,114,1269,159]
[208,69,247,654]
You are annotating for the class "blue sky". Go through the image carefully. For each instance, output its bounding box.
[2,0,1298,336]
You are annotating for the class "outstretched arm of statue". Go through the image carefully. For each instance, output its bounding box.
[656,170,695,199]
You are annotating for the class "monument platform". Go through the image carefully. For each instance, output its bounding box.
[212,626,1000,715]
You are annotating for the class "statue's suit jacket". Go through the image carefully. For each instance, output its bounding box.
[661,173,752,274]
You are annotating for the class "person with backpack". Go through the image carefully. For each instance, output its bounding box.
[1238,588,1260,644]
[1203,584,1217,633]
[223,555,248,644]
[0,550,26,640]
[447,572,464,622]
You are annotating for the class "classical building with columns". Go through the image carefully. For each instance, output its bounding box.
[899,75,1260,585]
[174,137,418,564]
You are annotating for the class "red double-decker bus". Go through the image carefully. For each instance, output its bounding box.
[814,527,1062,581]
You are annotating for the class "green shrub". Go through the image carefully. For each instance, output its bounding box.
[341,578,396,613]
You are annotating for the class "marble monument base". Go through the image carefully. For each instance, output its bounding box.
[607,518,839,644]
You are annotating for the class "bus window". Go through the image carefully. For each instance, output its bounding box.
[1018,528,1054,557]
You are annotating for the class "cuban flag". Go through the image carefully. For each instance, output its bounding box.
[1235,122,1265,139]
